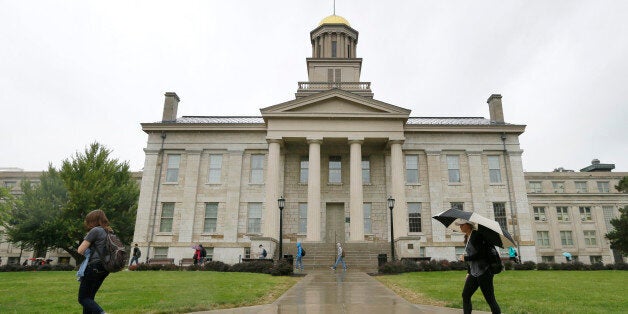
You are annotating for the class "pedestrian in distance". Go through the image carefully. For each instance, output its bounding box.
[457,220,501,314]
[508,246,519,264]
[129,243,141,266]
[295,242,304,271]
[258,244,268,259]
[77,209,113,314]
[331,242,346,271]
[199,244,207,266]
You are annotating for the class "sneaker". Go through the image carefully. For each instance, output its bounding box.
[330,267,335,270]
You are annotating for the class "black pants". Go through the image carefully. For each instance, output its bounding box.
[78,263,109,314]
[462,271,501,314]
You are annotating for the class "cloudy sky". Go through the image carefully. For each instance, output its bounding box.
[1,1,627,172]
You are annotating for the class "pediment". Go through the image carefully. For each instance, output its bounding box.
[260,89,410,119]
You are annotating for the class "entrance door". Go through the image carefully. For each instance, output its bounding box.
[326,203,345,244]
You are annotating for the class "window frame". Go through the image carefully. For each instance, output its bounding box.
[405,155,419,184]
[300,156,309,184]
[597,181,610,193]
[363,203,372,234]
[208,154,223,184]
[533,206,547,221]
[203,202,218,233]
[298,203,308,234]
[556,206,570,221]
[560,230,574,246]
[579,206,592,221]
[493,202,507,229]
[575,181,588,193]
[250,154,264,184]
[362,156,371,184]
[446,155,461,183]
[408,202,422,233]
[536,231,550,247]
[159,202,175,232]
[165,154,181,183]
[529,181,542,193]
[328,156,342,184]
[487,155,502,183]
[247,203,262,234]
[583,230,597,246]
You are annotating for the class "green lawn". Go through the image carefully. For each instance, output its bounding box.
[376,270,628,314]
[0,271,299,314]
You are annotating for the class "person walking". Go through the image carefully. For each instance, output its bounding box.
[458,220,501,314]
[258,244,267,259]
[129,243,141,266]
[508,246,518,264]
[331,242,346,271]
[295,242,304,272]
[77,209,112,314]
[199,244,207,266]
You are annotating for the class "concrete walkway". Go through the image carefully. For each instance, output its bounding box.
[192,270,490,314]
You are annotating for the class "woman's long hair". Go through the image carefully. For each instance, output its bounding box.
[84,209,113,232]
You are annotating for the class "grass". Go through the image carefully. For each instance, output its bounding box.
[376,270,628,314]
[0,270,299,314]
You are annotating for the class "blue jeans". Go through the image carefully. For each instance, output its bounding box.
[462,271,501,314]
[332,256,346,270]
[129,256,139,266]
[295,255,303,270]
[78,263,109,314]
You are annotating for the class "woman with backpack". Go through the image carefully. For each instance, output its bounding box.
[295,242,304,272]
[77,209,112,314]
[457,220,501,314]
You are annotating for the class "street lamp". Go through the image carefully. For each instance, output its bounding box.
[278,196,285,260]
[387,196,395,261]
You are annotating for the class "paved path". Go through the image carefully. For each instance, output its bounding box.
[191,270,490,313]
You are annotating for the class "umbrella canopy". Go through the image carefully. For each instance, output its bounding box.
[562,252,572,258]
[432,208,516,248]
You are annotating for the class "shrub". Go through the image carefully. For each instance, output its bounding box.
[612,262,628,270]
[402,260,420,272]
[590,262,605,270]
[378,261,406,274]
[536,262,550,270]
[448,260,467,271]
[230,261,273,274]
[203,261,230,272]
[269,260,293,276]
[513,261,535,270]
[136,263,179,271]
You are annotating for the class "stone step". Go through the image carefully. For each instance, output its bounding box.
[282,242,392,272]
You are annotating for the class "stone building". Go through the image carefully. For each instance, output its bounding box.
[131,14,535,269]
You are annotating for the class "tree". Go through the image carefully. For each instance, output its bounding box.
[4,142,139,262]
[605,176,628,257]
[0,186,18,228]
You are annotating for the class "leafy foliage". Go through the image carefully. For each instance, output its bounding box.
[615,176,628,193]
[3,142,139,263]
[605,205,628,256]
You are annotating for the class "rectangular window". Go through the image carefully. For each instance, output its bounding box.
[405,155,419,184]
[536,231,550,247]
[419,247,426,257]
[447,155,460,183]
[579,207,592,221]
[560,231,574,246]
[455,246,466,256]
[597,181,610,193]
[329,156,342,183]
[4,181,16,188]
[493,202,507,229]
[541,256,555,263]
[364,203,372,234]
[160,203,175,232]
[451,202,464,211]
[206,247,214,261]
[247,203,262,234]
[331,40,337,57]
[250,154,264,184]
[165,154,180,183]
[552,181,565,193]
[327,69,341,82]
[208,154,223,184]
[154,247,169,259]
[533,206,547,221]
[408,202,422,232]
[488,156,502,183]
[575,181,588,193]
[245,247,251,259]
[602,206,615,231]
[362,156,370,184]
[529,181,542,193]
[584,230,597,246]
[204,203,218,233]
[590,256,602,264]
[299,203,307,234]
[556,206,570,221]
[300,157,309,184]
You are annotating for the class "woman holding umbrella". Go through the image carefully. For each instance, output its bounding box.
[458,220,501,314]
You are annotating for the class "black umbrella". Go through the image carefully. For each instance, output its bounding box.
[432,208,516,248]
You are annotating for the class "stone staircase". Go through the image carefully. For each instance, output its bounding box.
[282,242,391,273]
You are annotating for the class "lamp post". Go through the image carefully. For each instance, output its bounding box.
[387,196,395,261]
[278,196,285,260]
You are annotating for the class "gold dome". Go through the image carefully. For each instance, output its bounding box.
[318,14,350,26]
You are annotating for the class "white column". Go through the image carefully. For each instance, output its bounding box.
[263,139,282,238]
[307,139,322,241]
[389,140,408,238]
[133,149,160,244]
[426,150,445,242]
[179,149,202,243]
[224,149,243,242]
[349,139,364,241]
[466,151,486,213]
[507,150,533,244]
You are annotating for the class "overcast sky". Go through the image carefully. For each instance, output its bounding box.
[1,1,627,173]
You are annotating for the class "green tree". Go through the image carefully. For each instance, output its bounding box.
[4,143,139,262]
[605,176,628,256]
[0,186,18,227]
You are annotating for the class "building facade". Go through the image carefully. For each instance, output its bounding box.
[1,16,625,268]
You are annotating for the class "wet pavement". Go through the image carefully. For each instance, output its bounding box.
[191,270,490,313]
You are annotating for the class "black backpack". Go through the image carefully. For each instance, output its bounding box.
[262,248,267,257]
[301,248,306,257]
[488,245,504,274]
[96,229,128,273]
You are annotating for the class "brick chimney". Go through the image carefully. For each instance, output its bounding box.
[162,92,180,122]
[487,94,504,124]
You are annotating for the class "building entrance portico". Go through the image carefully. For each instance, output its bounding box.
[325,203,345,244]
